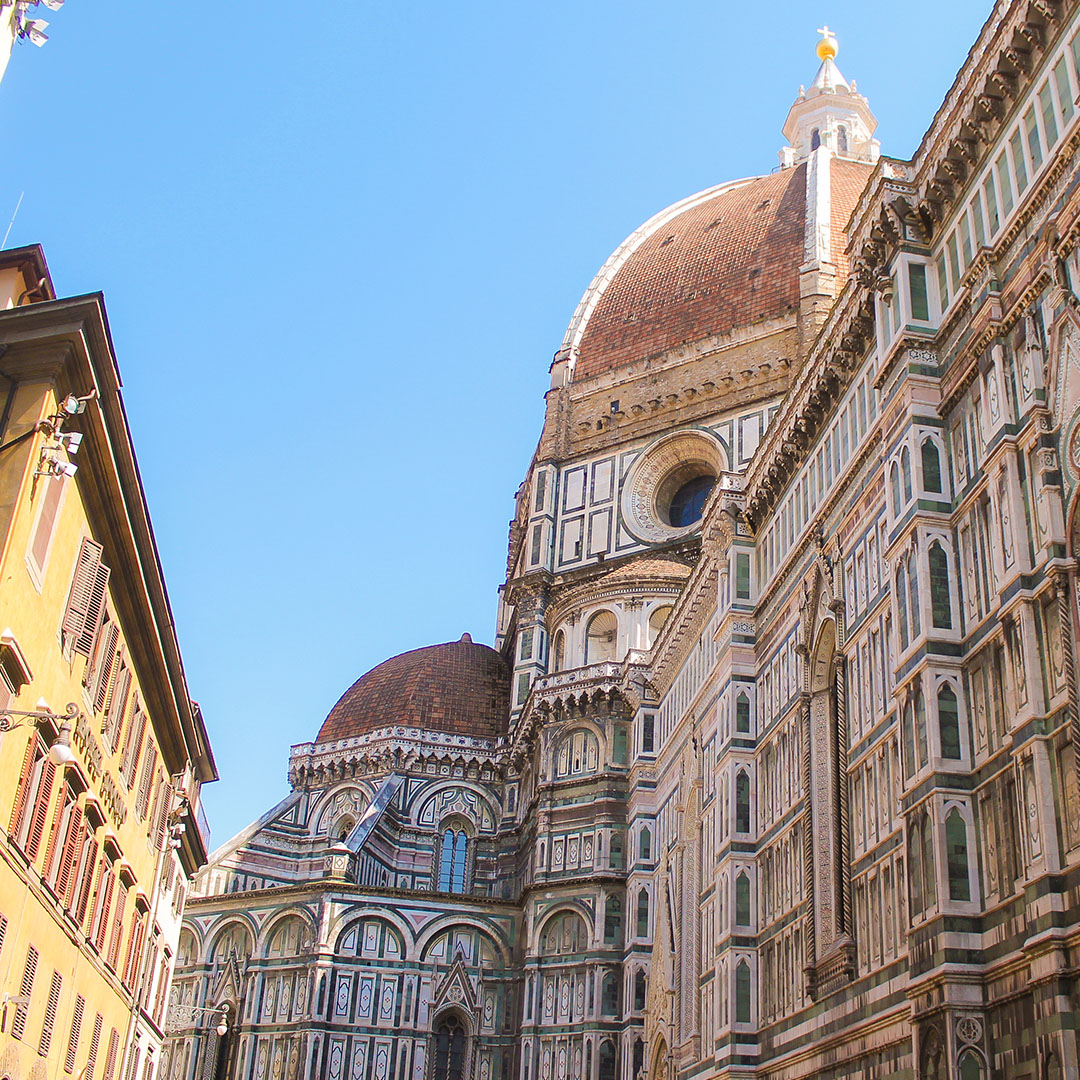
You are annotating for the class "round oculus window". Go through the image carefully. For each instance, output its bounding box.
[620,429,728,544]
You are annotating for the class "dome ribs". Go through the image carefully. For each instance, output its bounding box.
[573,168,807,380]
[315,639,510,744]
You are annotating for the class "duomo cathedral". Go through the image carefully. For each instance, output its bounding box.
[166,4,1080,1077]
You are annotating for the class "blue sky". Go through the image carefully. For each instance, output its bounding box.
[2,1,992,844]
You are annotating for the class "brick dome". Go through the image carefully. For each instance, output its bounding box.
[562,159,873,382]
[316,635,510,744]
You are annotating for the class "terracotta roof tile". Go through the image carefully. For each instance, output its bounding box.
[574,168,806,380]
[316,636,510,744]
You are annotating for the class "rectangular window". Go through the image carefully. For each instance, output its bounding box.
[642,713,655,754]
[1039,81,1059,147]
[947,233,961,291]
[27,476,64,582]
[534,470,546,512]
[516,672,530,705]
[1010,129,1028,193]
[1024,105,1043,171]
[983,174,1000,235]
[1054,57,1074,123]
[996,150,1015,216]
[889,274,900,335]
[935,252,950,309]
[971,195,986,249]
[529,523,542,565]
[519,628,533,662]
[958,214,973,267]
[736,553,751,600]
[908,263,929,321]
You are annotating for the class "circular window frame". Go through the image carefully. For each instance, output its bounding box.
[620,429,728,544]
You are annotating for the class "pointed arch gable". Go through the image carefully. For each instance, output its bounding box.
[411,784,500,835]
[311,782,376,836]
[205,915,257,963]
[259,907,318,956]
[332,909,413,958]
[415,917,510,968]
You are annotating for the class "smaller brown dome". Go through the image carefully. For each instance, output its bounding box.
[317,638,510,744]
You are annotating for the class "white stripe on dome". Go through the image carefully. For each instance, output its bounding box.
[560,175,763,377]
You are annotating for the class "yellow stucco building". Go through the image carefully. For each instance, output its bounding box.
[0,245,216,1080]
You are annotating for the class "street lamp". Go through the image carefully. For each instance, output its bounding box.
[0,700,78,766]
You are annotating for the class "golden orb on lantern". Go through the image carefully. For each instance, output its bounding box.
[816,26,839,62]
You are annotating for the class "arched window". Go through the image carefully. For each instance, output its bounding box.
[890,464,902,517]
[735,770,751,834]
[938,684,961,760]
[915,689,928,770]
[922,814,936,909]
[946,809,971,901]
[959,1050,984,1080]
[922,439,942,494]
[929,542,952,629]
[735,960,752,1023]
[432,1016,466,1080]
[601,972,619,1016]
[837,125,848,154]
[901,447,913,503]
[735,871,751,926]
[907,550,921,637]
[598,1042,616,1080]
[902,700,916,780]
[585,611,618,664]
[736,692,751,734]
[636,889,649,938]
[810,128,821,150]
[610,832,623,870]
[603,897,622,944]
[909,814,924,914]
[896,567,909,649]
[552,631,565,673]
[633,971,646,1011]
[648,606,673,647]
[438,827,469,894]
[639,827,651,863]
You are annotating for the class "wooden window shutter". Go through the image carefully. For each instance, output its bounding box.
[8,738,38,835]
[55,802,84,905]
[94,871,114,952]
[64,994,85,1073]
[39,970,63,1056]
[122,708,147,789]
[62,538,110,658]
[122,912,145,989]
[25,759,56,862]
[12,944,38,1040]
[74,840,99,926]
[125,1047,141,1080]
[0,912,7,959]
[42,784,70,884]
[135,741,155,819]
[140,1051,154,1080]
[104,1029,119,1080]
[87,1014,103,1080]
[107,886,126,968]
[106,666,131,753]
[154,779,173,852]
[92,622,120,713]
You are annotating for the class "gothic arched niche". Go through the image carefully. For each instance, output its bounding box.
[800,558,854,995]
[810,618,836,694]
